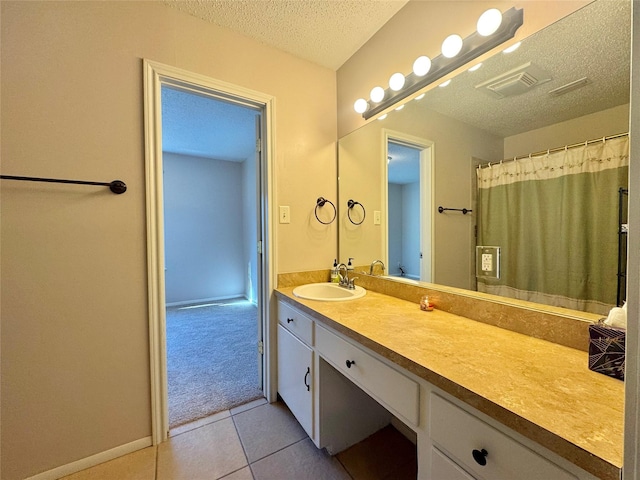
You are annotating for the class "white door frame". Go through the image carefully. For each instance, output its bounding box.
[382,129,435,282]
[143,60,277,444]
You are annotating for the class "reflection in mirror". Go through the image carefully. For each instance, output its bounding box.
[386,137,433,282]
[337,0,630,314]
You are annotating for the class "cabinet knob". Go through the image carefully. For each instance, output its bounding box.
[287,318,294,323]
[472,448,488,466]
[346,360,356,368]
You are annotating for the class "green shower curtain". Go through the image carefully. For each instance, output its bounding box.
[476,136,629,315]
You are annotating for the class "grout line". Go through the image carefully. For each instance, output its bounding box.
[230,412,252,468]
[229,399,268,417]
[169,411,232,438]
[248,437,309,465]
[335,456,355,480]
[215,465,254,480]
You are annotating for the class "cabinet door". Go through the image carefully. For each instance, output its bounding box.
[431,447,476,480]
[277,324,313,437]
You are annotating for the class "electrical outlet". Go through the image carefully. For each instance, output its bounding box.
[374,210,381,225]
[279,206,290,224]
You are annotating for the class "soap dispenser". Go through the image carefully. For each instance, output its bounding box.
[331,259,339,283]
[347,258,354,273]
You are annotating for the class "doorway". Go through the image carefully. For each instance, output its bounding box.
[383,131,434,282]
[161,86,263,429]
[144,60,276,443]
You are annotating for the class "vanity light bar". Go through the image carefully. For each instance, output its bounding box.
[361,7,523,120]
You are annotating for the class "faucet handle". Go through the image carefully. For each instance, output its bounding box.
[348,277,358,289]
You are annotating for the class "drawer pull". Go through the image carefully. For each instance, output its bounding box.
[287,317,294,323]
[472,448,488,466]
[304,367,310,391]
[345,359,356,368]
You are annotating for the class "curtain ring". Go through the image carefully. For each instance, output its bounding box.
[315,197,336,225]
[347,199,366,225]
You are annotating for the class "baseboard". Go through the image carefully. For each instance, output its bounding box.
[166,294,247,307]
[25,436,152,480]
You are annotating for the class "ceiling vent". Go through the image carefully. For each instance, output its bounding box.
[548,77,591,97]
[475,62,552,99]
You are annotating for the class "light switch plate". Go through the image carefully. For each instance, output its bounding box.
[374,210,381,225]
[279,206,290,224]
[476,246,500,279]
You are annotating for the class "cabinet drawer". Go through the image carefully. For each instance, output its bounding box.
[431,447,476,480]
[278,301,314,346]
[316,324,419,425]
[430,394,577,480]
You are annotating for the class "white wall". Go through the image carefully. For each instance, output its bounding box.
[402,181,420,278]
[163,153,246,305]
[388,183,403,275]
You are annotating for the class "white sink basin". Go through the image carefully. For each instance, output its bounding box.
[292,282,366,301]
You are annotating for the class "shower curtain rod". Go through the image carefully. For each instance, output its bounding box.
[0,175,127,194]
[477,131,629,170]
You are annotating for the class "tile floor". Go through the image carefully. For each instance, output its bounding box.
[61,398,417,480]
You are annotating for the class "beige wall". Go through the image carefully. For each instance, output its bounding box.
[339,102,503,290]
[504,103,630,158]
[337,0,591,138]
[0,1,336,478]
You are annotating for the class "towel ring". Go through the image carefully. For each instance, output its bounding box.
[315,197,336,225]
[347,199,366,225]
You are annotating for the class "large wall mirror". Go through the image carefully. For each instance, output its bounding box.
[338,0,630,315]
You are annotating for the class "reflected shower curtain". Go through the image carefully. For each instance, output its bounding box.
[476,136,628,315]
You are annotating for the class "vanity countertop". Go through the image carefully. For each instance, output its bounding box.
[275,287,624,480]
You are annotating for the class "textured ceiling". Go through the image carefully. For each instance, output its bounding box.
[410,0,630,139]
[161,0,630,163]
[161,87,259,161]
[162,0,408,70]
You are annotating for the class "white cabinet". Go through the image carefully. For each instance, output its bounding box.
[277,324,313,437]
[431,447,476,480]
[429,393,578,480]
[276,296,594,480]
[316,324,419,426]
[276,299,315,439]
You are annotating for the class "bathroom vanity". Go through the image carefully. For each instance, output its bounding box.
[274,283,624,480]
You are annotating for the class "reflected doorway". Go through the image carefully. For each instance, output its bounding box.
[383,132,434,282]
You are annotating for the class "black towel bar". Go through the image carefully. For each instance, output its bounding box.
[0,175,127,194]
[438,206,472,215]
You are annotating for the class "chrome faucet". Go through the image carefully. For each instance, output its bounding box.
[336,263,349,287]
[369,259,385,276]
[336,263,358,289]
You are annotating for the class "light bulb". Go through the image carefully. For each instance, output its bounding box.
[354,98,368,114]
[415,93,426,101]
[395,105,405,111]
[377,114,388,121]
[370,86,385,103]
[389,73,405,91]
[468,63,483,72]
[442,34,463,58]
[477,9,502,36]
[503,42,521,54]
[439,79,451,88]
[413,56,432,76]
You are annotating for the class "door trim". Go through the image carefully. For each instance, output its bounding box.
[382,129,435,282]
[143,60,277,444]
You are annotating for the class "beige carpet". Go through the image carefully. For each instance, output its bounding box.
[166,299,264,428]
